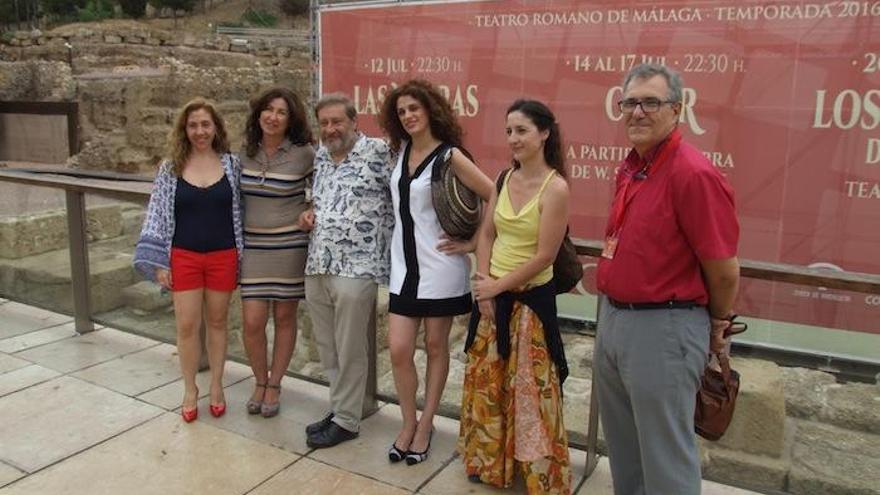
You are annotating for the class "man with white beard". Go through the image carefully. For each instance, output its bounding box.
[298,93,393,448]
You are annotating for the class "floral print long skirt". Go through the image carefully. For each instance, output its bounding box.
[458,302,571,494]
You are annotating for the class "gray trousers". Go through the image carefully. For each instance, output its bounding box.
[595,296,710,495]
[305,274,377,432]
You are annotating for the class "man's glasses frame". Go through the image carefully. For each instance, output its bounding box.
[617,98,677,114]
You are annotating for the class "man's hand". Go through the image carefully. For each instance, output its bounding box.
[156,268,172,290]
[710,317,732,355]
[298,209,315,232]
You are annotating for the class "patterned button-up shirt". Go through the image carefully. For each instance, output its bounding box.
[305,134,394,284]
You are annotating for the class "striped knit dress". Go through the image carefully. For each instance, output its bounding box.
[239,140,315,300]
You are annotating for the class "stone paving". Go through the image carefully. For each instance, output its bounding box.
[0,298,759,495]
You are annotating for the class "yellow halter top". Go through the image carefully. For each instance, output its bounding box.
[490,170,557,286]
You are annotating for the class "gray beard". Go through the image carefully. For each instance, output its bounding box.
[325,133,356,155]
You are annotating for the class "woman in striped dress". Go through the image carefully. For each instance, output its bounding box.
[239,87,315,417]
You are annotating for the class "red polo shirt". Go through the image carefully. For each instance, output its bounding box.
[597,130,739,305]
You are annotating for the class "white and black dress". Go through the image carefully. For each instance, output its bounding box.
[389,142,472,316]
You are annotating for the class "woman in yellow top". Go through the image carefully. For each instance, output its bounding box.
[459,99,572,494]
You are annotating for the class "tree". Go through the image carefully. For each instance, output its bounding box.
[119,0,147,18]
[41,0,87,17]
[148,0,195,25]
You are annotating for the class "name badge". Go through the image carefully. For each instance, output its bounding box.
[601,236,618,259]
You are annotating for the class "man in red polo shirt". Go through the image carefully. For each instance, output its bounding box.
[595,63,740,495]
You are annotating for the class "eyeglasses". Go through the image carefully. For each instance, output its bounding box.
[617,98,676,114]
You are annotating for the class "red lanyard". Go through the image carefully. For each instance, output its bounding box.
[607,129,682,237]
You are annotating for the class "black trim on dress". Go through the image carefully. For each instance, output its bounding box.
[398,142,444,298]
[389,293,472,317]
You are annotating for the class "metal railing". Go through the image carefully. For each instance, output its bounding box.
[1,165,879,479]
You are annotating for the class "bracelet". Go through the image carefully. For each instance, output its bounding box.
[711,313,736,322]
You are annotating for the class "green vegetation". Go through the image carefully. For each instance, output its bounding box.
[278,0,308,16]
[119,0,148,18]
[242,7,276,27]
[77,0,114,22]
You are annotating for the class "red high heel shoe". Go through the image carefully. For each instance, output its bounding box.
[209,402,226,418]
[181,406,198,423]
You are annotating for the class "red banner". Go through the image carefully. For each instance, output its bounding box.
[320,0,880,334]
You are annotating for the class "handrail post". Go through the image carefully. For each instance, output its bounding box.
[362,299,379,418]
[584,297,601,477]
[65,190,94,334]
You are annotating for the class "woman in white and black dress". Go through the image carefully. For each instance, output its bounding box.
[378,79,493,465]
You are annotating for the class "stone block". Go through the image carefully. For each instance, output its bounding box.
[124,36,144,44]
[789,420,880,495]
[0,237,136,313]
[715,357,786,458]
[0,204,123,259]
[782,366,836,419]
[145,37,161,46]
[121,281,170,313]
[229,39,249,53]
[820,382,880,434]
[104,35,122,44]
[703,445,789,493]
[568,333,595,379]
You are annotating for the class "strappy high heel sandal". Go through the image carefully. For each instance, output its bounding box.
[246,383,266,415]
[261,384,282,418]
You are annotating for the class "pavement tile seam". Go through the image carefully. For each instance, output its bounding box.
[412,450,461,494]
[242,456,309,495]
[0,321,80,347]
[0,324,105,355]
[299,455,419,493]
[0,406,167,483]
[0,355,36,377]
[46,341,165,376]
[0,366,60,399]
[0,456,28,475]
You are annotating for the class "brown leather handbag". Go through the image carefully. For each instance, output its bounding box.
[431,144,481,240]
[694,319,747,441]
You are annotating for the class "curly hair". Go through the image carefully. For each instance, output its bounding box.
[167,98,230,176]
[506,99,566,179]
[378,79,464,153]
[244,87,313,158]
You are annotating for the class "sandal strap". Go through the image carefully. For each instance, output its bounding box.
[266,384,282,390]
[254,382,267,388]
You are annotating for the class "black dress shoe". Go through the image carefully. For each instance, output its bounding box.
[306,422,358,448]
[305,412,335,435]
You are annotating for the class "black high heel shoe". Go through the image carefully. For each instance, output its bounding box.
[388,443,407,463]
[405,429,434,466]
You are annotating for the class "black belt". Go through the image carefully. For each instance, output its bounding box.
[607,297,702,311]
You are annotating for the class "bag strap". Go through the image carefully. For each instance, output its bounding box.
[713,352,733,381]
[495,168,511,195]
[430,142,454,183]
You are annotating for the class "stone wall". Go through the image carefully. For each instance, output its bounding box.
[0,23,309,62]
[1,22,312,172]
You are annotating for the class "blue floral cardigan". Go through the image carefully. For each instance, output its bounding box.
[133,153,244,283]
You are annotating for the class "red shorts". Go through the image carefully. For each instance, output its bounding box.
[170,247,238,292]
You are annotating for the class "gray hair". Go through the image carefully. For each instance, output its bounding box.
[315,92,357,120]
[622,64,683,103]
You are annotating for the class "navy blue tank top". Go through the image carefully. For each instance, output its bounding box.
[172,174,236,252]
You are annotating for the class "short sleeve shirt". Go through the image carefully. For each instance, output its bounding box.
[305,134,394,284]
[597,132,739,305]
